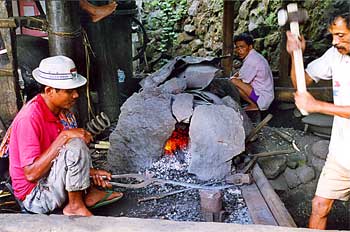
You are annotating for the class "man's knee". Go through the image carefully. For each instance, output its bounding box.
[311,196,334,218]
[65,138,90,155]
[64,138,91,168]
[63,138,91,191]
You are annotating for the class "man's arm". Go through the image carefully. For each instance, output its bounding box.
[24,128,92,182]
[294,91,350,119]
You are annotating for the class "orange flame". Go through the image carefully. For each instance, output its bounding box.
[164,126,189,155]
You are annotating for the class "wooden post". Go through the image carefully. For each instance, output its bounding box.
[222,0,234,77]
[45,0,88,126]
[0,1,21,127]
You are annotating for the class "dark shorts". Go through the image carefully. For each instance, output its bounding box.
[249,89,259,103]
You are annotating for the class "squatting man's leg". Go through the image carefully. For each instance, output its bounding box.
[230,78,258,111]
[23,138,122,216]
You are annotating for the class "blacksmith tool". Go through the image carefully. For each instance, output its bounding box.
[108,173,233,190]
[225,173,252,186]
[278,3,309,115]
[270,128,301,152]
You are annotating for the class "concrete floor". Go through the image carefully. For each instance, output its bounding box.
[0,214,337,232]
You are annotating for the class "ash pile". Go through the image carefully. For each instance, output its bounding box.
[110,149,252,224]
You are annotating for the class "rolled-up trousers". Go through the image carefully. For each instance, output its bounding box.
[23,138,91,214]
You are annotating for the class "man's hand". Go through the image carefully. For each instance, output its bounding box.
[294,91,319,113]
[62,128,93,144]
[286,31,306,55]
[90,168,112,188]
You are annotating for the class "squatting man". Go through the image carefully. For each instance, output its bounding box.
[9,56,122,216]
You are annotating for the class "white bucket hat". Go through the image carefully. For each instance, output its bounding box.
[32,55,87,89]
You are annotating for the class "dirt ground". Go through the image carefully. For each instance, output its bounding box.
[255,102,349,230]
[0,101,348,230]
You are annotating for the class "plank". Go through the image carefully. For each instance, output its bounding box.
[252,164,297,227]
[241,182,278,226]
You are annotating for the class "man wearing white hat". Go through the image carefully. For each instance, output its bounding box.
[9,55,122,216]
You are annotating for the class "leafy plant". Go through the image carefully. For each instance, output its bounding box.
[144,0,188,53]
[265,12,278,30]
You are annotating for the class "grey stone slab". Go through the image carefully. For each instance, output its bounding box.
[108,90,176,173]
[222,96,253,138]
[178,64,220,89]
[159,77,187,94]
[172,93,194,123]
[139,56,221,90]
[188,105,245,180]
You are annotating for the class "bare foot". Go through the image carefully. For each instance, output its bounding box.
[244,104,259,111]
[85,187,123,207]
[91,2,118,23]
[63,204,93,217]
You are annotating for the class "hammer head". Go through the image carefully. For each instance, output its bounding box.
[277,8,308,26]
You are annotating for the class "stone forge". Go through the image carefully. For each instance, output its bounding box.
[108,56,251,180]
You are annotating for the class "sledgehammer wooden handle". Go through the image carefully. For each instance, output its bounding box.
[288,3,308,116]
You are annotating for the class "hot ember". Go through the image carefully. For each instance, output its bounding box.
[164,124,189,155]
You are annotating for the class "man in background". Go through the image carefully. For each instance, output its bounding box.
[230,33,274,112]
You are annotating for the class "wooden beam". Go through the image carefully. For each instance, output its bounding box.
[0,1,21,127]
[0,69,13,76]
[252,164,297,227]
[0,18,16,28]
[241,182,278,225]
[222,0,234,76]
[275,86,333,103]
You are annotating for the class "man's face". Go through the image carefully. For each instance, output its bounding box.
[329,17,350,55]
[234,40,253,59]
[49,87,80,110]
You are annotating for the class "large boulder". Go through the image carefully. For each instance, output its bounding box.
[108,90,176,173]
[188,104,245,180]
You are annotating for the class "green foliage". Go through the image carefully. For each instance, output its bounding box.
[144,0,188,53]
[265,12,277,30]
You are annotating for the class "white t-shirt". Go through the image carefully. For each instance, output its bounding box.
[306,47,350,169]
[239,49,274,110]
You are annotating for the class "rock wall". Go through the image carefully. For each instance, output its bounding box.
[143,0,340,74]
[255,127,349,228]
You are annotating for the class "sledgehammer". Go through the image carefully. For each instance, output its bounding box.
[278,3,309,115]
